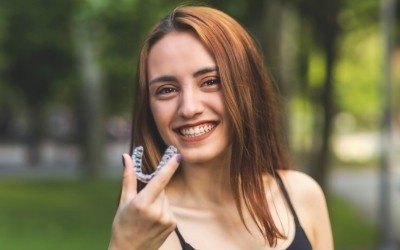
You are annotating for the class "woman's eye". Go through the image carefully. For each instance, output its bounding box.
[201,78,221,88]
[156,87,177,96]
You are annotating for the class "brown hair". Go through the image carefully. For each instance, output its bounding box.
[130,5,290,246]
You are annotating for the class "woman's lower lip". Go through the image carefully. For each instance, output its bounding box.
[177,125,217,142]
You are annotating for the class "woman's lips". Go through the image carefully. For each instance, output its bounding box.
[175,122,218,142]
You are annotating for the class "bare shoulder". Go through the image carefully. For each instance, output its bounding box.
[277,169,333,249]
[276,169,327,219]
[277,169,325,204]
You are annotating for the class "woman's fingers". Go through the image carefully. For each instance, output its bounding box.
[119,153,138,205]
[138,154,181,205]
[110,153,180,249]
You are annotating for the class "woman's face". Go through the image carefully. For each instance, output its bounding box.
[147,31,231,164]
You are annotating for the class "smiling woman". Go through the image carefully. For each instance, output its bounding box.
[148,31,231,165]
[109,5,333,250]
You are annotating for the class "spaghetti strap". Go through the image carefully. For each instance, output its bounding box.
[175,227,196,250]
[275,172,300,225]
[175,227,186,246]
[173,174,312,250]
[275,172,313,249]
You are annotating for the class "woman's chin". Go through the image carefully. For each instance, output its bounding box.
[179,154,213,165]
[178,146,231,166]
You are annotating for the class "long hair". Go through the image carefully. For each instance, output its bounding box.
[130,5,290,246]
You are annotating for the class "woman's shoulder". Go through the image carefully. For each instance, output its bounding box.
[276,169,325,205]
[275,169,333,249]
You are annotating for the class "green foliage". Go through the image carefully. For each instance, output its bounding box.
[334,0,381,129]
[338,0,379,33]
[336,31,381,128]
[308,50,326,88]
[292,0,382,131]
[0,0,76,106]
[0,0,384,122]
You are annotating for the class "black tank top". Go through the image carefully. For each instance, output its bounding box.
[174,173,312,250]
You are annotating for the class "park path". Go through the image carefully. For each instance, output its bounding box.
[329,168,400,242]
[0,142,127,178]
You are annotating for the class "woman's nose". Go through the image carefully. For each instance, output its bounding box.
[177,88,204,119]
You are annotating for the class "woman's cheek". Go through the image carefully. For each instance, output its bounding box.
[151,103,174,136]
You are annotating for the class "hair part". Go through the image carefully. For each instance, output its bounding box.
[130,5,290,246]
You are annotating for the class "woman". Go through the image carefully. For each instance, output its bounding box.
[109,5,333,250]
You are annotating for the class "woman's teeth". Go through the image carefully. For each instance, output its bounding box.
[180,124,215,137]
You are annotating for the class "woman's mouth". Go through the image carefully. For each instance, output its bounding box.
[176,122,218,141]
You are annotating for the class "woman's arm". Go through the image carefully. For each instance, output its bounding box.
[306,176,333,249]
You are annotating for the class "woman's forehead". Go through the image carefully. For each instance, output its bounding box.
[147,31,216,79]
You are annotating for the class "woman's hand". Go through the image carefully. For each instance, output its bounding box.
[108,153,181,250]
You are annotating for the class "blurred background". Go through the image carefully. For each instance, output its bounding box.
[0,0,399,249]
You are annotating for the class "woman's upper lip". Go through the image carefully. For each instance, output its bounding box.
[174,120,219,130]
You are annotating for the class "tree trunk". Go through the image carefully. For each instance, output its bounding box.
[313,37,336,192]
[26,103,42,167]
[73,21,105,180]
[260,0,293,152]
[311,1,340,193]
[278,4,299,156]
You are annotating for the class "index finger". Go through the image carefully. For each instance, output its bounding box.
[137,154,181,204]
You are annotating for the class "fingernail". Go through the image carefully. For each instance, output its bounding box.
[176,154,182,163]
[121,155,126,168]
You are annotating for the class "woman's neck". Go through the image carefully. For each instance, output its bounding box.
[167,149,234,209]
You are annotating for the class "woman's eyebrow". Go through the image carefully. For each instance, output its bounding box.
[193,66,218,77]
[148,66,218,85]
[148,75,177,85]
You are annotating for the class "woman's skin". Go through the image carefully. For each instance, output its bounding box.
[109,31,333,250]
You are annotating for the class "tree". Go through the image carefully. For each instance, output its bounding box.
[0,0,75,166]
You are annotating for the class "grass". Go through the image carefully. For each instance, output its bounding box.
[329,196,378,250]
[0,178,121,250]
[0,179,378,249]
